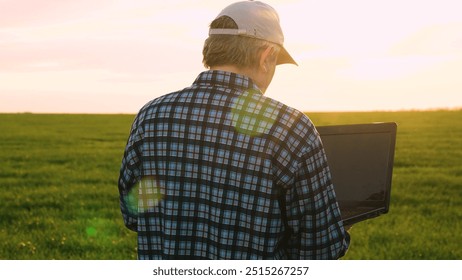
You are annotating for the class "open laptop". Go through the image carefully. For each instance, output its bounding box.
[316,122,397,226]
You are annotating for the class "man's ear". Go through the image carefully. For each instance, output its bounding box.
[259,46,274,73]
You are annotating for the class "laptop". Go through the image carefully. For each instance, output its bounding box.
[316,122,397,226]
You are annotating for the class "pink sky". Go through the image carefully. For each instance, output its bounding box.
[1,0,461,113]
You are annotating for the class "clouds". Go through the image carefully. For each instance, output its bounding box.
[1,0,462,113]
[267,0,462,112]
[0,0,216,113]
[0,4,200,77]
[0,0,114,27]
[337,22,462,81]
[0,0,215,74]
[391,23,462,56]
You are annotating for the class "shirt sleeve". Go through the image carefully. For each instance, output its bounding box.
[118,115,144,231]
[279,120,350,259]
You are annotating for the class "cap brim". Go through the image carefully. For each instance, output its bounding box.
[277,46,298,66]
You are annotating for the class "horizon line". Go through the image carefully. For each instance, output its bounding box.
[1,107,461,115]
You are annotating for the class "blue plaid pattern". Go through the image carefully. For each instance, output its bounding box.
[118,70,349,259]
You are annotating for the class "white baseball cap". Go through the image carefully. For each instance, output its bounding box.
[209,1,297,66]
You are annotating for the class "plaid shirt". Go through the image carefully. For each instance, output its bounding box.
[118,70,349,260]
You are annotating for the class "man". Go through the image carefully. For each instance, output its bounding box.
[118,0,350,260]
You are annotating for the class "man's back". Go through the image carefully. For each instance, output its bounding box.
[118,70,349,259]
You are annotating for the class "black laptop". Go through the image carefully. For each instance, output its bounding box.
[316,122,397,226]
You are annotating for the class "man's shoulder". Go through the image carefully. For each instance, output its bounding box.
[135,90,188,119]
[259,95,314,129]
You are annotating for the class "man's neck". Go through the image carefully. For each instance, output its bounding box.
[210,65,247,76]
[210,65,266,93]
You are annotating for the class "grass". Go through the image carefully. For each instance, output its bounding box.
[0,114,137,259]
[0,110,461,259]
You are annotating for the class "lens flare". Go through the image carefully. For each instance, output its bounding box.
[124,176,164,215]
[85,218,118,241]
[86,227,97,237]
[231,90,278,137]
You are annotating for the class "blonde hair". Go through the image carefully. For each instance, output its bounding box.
[202,16,280,69]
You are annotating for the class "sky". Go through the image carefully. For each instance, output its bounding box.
[0,0,461,113]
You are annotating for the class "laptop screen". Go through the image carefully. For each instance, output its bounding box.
[316,122,397,225]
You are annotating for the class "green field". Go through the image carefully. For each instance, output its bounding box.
[0,110,461,259]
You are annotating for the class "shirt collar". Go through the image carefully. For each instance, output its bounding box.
[193,70,262,95]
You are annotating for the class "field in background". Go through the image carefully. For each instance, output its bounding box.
[0,110,461,259]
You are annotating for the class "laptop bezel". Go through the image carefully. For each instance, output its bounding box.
[316,122,397,225]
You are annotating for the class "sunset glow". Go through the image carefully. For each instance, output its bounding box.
[1,0,461,113]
